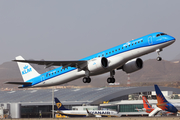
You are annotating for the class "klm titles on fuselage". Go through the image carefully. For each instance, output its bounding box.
[22,65,32,75]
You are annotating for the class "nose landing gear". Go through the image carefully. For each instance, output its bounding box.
[156,49,162,61]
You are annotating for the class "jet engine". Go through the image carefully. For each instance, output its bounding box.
[122,58,143,73]
[87,57,108,73]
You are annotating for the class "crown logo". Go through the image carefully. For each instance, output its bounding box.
[23,65,28,69]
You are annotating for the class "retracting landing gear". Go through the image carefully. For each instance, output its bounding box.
[83,70,91,83]
[156,49,162,61]
[107,70,115,83]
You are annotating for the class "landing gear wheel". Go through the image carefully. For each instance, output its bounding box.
[107,78,115,83]
[87,78,91,83]
[157,57,162,61]
[83,77,91,83]
[83,77,87,83]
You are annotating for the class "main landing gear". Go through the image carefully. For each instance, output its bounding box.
[156,49,162,61]
[107,70,115,83]
[83,70,91,83]
[83,77,91,83]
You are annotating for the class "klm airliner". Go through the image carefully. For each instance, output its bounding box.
[5,32,175,88]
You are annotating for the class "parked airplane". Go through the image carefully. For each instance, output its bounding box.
[149,85,180,117]
[5,32,175,88]
[53,97,121,117]
[136,96,172,116]
[135,96,154,113]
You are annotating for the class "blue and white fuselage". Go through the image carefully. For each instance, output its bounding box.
[6,32,175,88]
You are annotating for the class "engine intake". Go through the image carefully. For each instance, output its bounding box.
[122,58,143,73]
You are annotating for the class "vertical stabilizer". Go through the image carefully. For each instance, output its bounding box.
[54,97,68,110]
[142,96,152,109]
[154,84,168,104]
[16,56,40,82]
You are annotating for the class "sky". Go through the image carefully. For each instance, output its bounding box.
[0,0,180,64]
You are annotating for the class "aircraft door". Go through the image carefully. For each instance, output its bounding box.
[41,75,44,82]
[148,36,153,45]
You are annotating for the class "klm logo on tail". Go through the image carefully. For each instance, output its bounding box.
[56,102,62,109]
[22,65,32,75]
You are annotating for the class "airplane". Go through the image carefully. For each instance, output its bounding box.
[136,96,172,116]
[53,97,121,117]
[149,85,180,117]
[5,32,175,88]
[135,96,154,113]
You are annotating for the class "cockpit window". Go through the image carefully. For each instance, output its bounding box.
[160,33,167,36]
[156,34,160,37]
[156,33,167,37]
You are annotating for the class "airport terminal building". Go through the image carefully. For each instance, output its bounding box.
[0,86,180,118]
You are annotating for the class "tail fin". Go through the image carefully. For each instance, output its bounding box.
[142,96,152,109]
[15,56,40,82]
[154,84,168,104]
[154,84,178,113]
[54,97,68,110]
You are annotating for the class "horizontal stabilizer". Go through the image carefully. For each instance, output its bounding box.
[5,82,32,85]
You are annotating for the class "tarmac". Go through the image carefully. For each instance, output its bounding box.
[5,117,180,120]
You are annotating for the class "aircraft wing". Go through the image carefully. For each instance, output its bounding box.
[5,82,32,85]
[13,59,87,70]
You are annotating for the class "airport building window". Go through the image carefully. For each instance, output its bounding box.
[119,104,143,112]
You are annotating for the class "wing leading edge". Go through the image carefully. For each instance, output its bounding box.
[13,59,87,70]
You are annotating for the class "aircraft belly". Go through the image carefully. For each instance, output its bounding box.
[34,69,85,87]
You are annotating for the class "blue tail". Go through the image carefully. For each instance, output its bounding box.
[154,84,178,113]
[54,97,68,110]
[154,84,168,104]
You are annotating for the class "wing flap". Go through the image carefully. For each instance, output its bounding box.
[5,82,32,85]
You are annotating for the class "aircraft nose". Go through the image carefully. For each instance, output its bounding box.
[168,36,176,42]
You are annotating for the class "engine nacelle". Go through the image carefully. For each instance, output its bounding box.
[87,57,108,73]
[122,58,143,73]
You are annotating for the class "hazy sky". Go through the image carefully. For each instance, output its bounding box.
[0,0,180,64]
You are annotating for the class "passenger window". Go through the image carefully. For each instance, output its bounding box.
[125,46,127,48]
[135,42,136,44]
[129,45,130,47]
[122,47,123,49]
[112,51,114,53]
[115,49,117,51]
[102,54,104,56]
[118,48,120,50]
[138,41,140,43]
[106,53,108,55]
[109,52,111,54]
[141,40,143,42]
[132,43,133,45]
